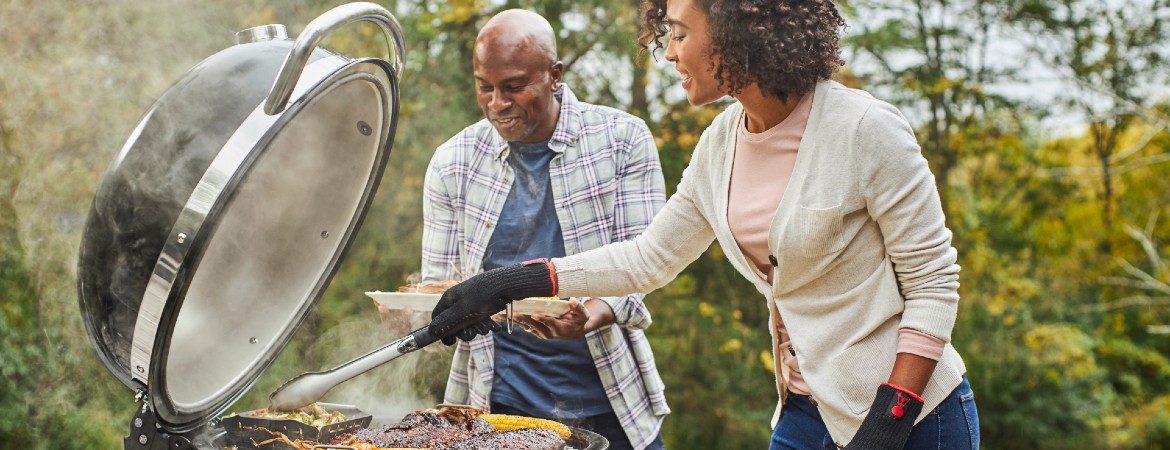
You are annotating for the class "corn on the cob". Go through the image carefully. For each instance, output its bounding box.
[480,413,572,439]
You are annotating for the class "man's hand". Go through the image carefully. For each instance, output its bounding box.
[843,383,924,450]
[497,297,613,339]
[428,259,557,345]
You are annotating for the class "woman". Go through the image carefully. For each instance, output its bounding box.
[429,0,980,448]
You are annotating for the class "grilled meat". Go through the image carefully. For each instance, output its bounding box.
[327,409,568,450]
[442,427,566,450]
[333,411,493,448]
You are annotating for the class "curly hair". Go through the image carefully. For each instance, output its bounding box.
[639,0,846,101]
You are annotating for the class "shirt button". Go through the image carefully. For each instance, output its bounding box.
[486,222,494,228]
[768,255,778,267]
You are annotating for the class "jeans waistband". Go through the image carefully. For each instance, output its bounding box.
[788,391,819,407]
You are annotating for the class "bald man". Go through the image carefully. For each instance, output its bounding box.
[419,9,669,450]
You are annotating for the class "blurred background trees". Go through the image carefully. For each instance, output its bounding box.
[2,0,1169,448]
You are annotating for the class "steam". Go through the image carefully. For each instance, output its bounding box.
[312,311,444,425]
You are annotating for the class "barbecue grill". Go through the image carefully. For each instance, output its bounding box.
[76,3,607,449]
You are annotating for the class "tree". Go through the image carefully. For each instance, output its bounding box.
[1006,0,1170,246]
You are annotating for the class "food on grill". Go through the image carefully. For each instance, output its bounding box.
[248,402,349,427]
[398,279,460,293]
[480,413,572,439]
[327,407,568,450]
[328,410,490,449]
[443,427,567,450]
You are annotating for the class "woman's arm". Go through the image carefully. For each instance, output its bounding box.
[858,101,961,361]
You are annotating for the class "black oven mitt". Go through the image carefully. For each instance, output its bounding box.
[428,258,557,345]
[844,383,924,450]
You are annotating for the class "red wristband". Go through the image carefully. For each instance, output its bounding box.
[881,382,925,403]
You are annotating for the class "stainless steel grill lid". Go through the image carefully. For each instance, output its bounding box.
[77,2,405,433]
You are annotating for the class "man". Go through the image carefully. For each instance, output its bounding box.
[419,9,669,450]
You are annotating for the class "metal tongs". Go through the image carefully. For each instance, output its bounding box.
[269,310,490,411]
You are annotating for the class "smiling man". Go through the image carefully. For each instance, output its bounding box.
[418,9,670,450]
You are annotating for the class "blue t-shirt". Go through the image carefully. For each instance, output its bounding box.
[484,139,611,419]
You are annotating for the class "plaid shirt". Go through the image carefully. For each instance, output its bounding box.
[421,85,670,450]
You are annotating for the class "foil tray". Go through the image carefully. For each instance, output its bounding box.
[221,403,371,450]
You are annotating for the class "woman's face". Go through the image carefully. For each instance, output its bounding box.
[664,0,722,106]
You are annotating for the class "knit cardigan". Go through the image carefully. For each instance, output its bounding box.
[552,79,966,445]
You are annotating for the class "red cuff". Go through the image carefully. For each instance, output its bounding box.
[882,382,925,403]
[546,260,558,296]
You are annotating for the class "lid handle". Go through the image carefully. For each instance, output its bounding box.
[264,2,406,115]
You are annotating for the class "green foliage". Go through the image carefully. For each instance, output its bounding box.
[4,1,1170,449]
[0,207,38,448]
[647,292,776,449]
[968,323,1114,449]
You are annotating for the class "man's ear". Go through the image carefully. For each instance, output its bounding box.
[550,61,564,90]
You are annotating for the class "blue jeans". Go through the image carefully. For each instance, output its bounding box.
[769,376,979,450]
[490,402,665,450]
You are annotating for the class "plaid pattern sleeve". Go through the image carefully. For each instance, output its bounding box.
[427,86,669,449]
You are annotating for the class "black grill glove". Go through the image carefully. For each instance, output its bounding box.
[843,383,924,450]
[429,259,557,345]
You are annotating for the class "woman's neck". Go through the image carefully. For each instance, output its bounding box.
[735,84,804,134]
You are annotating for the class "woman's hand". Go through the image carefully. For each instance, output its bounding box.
[428,259,557,345]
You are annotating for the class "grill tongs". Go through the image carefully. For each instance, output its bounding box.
[268,312,487,412]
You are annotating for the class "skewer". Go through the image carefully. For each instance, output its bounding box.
[506,302,514,334]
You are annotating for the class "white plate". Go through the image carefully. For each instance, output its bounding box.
[365,291,571,317]
[366,291,440,312]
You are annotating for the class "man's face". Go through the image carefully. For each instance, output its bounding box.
[473,43,562,143]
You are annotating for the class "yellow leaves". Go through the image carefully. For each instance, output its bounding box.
[676,131,699,150]
[1022,324,1099,381]
[986,296,1007,316]
[719,338,742,353]
[760,351,775,373]
[439,0,487,25]
[1110,313,1127,335]
[698,302,716,318]
[661,273,696,296]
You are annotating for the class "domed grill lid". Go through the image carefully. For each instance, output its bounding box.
[77,2,405,433]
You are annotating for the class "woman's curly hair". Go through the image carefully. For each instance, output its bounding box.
[639,0,846,101]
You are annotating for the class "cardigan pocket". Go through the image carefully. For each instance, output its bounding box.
[796,204,845,256]
[831,336,897,415]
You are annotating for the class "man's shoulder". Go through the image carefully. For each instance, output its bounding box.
[433,119,497,163]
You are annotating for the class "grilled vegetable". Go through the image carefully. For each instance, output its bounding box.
[250,402,349,427]
[480,413,572,439]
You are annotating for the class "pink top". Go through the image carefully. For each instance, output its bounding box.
[727,92,945,396]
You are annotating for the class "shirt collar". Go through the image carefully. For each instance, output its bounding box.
[491,84,582,160]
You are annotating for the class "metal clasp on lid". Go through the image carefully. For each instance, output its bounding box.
[236,24,288,44]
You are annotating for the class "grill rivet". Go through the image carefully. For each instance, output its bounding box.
[321,230,330,239]
[177,233,187,244]
[138,435,148,445]
[134,418,143,428]
[357,121,372,136]
[249,337,258,344]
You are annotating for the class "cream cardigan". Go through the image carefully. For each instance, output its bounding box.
[553,79,966,445]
